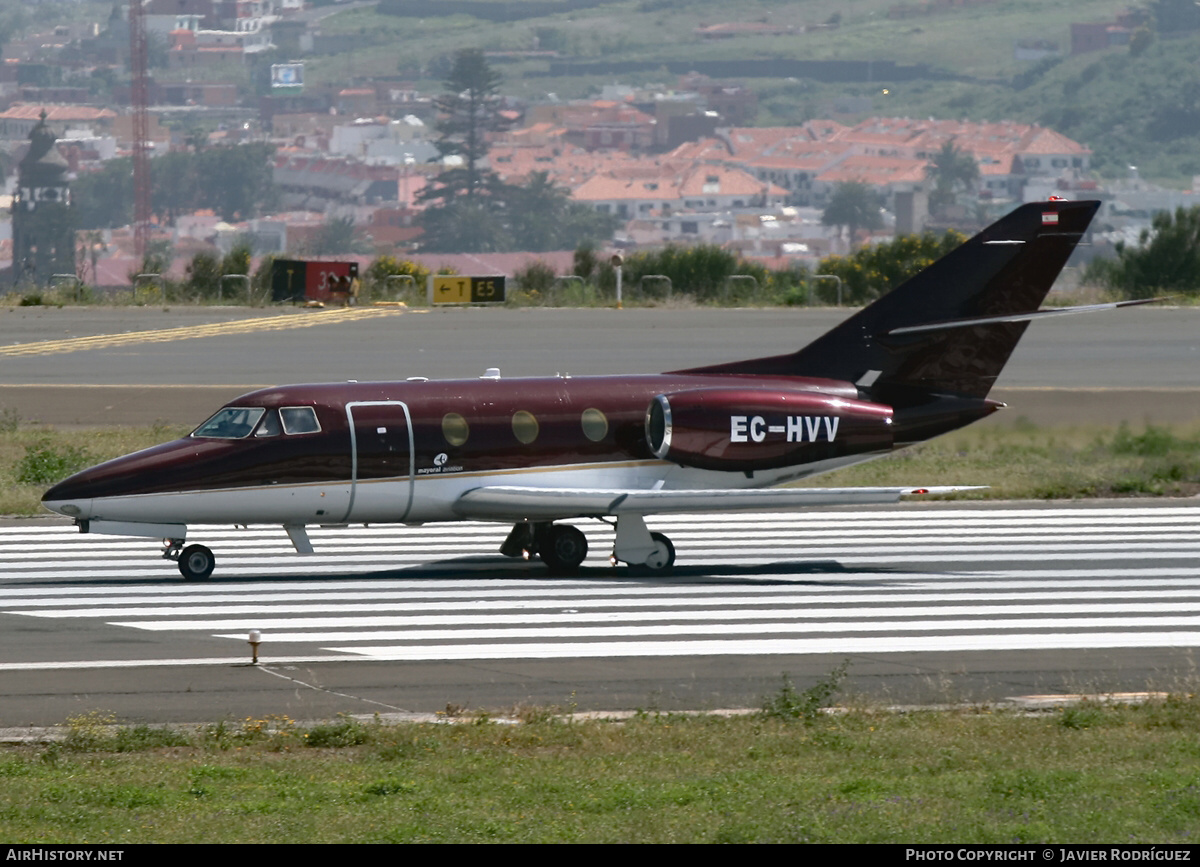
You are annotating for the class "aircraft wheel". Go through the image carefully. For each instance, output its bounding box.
[628,533,675,576]
[178,544,215,581]
[540,524,588,575]
[647,532,675,570]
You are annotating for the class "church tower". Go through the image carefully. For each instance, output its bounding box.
[12,110,75,287]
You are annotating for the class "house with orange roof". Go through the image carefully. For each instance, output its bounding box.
[572,163,786,222]
[525,100,656,152]
[572,174,681,220]
[812,155,929,206]
[0,104,118,140]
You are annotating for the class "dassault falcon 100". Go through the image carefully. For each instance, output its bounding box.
[43,199,1144,580]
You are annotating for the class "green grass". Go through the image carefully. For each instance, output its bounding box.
[798,418,1200,500]
[0,422,189,515]
[4,691,1200,843]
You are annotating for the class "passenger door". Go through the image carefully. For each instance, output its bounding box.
[345,401,414,523]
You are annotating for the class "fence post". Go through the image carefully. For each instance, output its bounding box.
[384,274,417,304]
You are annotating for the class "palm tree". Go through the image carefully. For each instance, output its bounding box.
[821,181,883,249]
[926,140,980,216]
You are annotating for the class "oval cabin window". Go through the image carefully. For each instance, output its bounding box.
[581,408,608,442]
[442,413,469,447]
[512,410,539,444]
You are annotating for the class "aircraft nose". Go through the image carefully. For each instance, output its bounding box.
[42,473,96,519]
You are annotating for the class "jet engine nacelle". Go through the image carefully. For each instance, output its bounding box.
[645,388,894,471]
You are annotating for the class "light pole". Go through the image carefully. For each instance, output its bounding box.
[611,252,623,308]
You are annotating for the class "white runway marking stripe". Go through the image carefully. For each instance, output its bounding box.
[212,616,1200,644]
[9,584,1200,612]
[331,632,1200,660]
[25,597,1200,622]
[3,504,1200,666]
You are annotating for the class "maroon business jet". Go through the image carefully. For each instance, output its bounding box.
[43,199,1142,580]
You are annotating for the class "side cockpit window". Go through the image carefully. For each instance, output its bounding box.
[254,409,282,437]
[192,407,265,439]
[280,406,321,435]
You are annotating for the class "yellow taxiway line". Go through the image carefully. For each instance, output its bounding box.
[0,307,402,358]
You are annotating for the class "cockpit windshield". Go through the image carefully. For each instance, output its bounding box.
[192,407,266,439]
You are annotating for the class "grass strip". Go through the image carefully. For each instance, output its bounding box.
[3,687,1200,843]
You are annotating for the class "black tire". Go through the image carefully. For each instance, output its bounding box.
[629,532,675,576]
[540,524,588,575]
[179,544,215,581]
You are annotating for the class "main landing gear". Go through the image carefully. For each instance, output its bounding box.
[163,538,215,581]
[501,515,676,576]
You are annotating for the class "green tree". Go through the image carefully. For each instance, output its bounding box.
[419,199,511,253]
[573,243,599,281]
[1151,0,1200,34]
[152,151,200,226]
[422,48,511,205]
[557,201,620,250]
[507,172,619,252]
[821,181,884,248]
[192,143,278,222]
[1129,26,1154,57]
[74,144,278,229]
[184,250,222,299]
[417,49,523,252]
[1085,205,1200,299]
[71,158,133,229]
[815,230,968,305]
[925,140,980,217]
[308,216,359,255]
[509,171,569,251]
[221,242,252,280]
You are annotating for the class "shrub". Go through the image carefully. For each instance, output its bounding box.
[759,661,851,724]
[365,255,432,301]
[16,441,91,485]
[185,251,222,300]
[815,230,968,305]
[513,259,557,296]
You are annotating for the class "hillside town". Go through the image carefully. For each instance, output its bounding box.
[1,0,1196,289]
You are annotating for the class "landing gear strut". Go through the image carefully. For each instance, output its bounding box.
[163,538,215,581]
[614,515,675,575]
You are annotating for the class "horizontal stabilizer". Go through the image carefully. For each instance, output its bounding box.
[453,485,986,522]
[886,297,1163,337]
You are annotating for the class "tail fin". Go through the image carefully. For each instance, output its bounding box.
[678,199,1100,405]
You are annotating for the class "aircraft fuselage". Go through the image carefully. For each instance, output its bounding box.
[44,372,904,528]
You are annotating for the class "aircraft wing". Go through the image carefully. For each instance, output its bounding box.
[452,485,984,522]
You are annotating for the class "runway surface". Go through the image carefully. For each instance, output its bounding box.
[1,305,1198,723]
[2,306,1200,426]
[2,502,1198,724]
